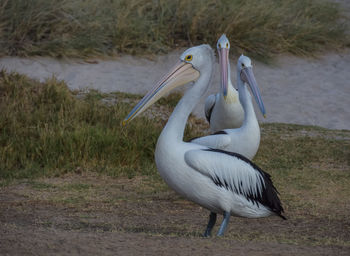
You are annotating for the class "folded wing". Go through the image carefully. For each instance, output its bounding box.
[184,148,286,219]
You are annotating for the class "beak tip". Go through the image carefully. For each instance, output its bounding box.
[263,114,267,118]
[122,120,128,126]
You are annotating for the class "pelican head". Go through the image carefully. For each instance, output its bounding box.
[124,45,213,124]
[217,34,230,97]
[237,55,266,117]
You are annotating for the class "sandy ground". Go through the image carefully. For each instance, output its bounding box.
[0,50,349,130]
[1,171,349,256]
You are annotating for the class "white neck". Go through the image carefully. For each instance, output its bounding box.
[227,79,238,96]
[161,63,213,142]
[237,72,258,128]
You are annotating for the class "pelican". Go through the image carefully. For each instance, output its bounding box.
[204,34,244,133]
[191,54,265,160]
[124,45,285,237]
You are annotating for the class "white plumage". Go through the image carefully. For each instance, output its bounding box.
[124,45,285,237]
[191,54,265,160]
[204,34,244,133]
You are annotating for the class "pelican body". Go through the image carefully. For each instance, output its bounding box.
[124,45,285,237]
[205,34,244,133]
[191,55,265,160]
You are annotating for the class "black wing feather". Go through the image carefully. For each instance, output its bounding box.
[204,148,286,220]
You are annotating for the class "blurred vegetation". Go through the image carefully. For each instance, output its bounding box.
[0,0,348,59]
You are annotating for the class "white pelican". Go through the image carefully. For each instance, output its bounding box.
[191,54,266,160]
[204,34,244,132]
[124,45,285,237]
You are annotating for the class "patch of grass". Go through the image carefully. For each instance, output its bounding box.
[0,70,165,179]
[256,123,350,218]
[0,179,11,187]
[0,71,204,181]
[158,92,183,109]
[62,183,92,191]
[28,181,57,190]
[0,0,347,59]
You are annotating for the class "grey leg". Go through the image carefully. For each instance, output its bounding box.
[217,211,230,236]
[203,212,217,237]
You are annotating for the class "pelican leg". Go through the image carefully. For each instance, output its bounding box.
[203,212,217,237]
[217,211,230,236]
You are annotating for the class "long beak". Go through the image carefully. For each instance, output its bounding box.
[240,67,266,117]
[218,48,229,97]
[123,61,200,124]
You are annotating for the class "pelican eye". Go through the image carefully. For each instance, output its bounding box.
[185,55,193,61]
[241,63,245,67]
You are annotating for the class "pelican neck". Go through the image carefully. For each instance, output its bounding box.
[161,65,213,142]
[237,75,258,128]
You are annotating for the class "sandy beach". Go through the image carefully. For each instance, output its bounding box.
[1,50,349,130]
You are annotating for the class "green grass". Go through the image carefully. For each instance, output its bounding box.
[0,70,197,180]
[0,0,348,59]
[0,70,163,179]
[256,123,350,217]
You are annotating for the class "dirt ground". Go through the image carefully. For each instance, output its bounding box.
[1,173,349,256]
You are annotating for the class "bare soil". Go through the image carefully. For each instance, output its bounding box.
[1,173,349,256]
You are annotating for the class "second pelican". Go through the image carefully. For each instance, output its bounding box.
[205,34,244,132]
[191,54,265,160]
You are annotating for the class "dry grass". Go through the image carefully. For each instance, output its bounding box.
[1,157,349,247]
[0,0,348,60]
